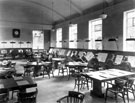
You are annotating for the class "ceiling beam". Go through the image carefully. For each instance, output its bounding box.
[65,0,83,15]
[21,0,66,20]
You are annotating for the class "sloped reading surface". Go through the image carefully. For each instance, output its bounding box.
[13,76,23,81]
[97,53,108,62]
[114,55,123,64]
[16,80,29,86]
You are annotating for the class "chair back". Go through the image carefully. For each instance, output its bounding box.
[68,91,84,103]
[0,88,8,103]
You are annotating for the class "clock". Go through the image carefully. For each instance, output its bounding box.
[13,29,20,38]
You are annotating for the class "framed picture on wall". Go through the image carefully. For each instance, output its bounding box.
[12,29,20,38]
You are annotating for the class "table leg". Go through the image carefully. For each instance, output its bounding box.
[90,79,104,98]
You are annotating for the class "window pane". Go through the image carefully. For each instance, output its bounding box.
[89,18,102,50]
[56,28,62,48]
[32,30,44,49]
[69,24,77,48]
[124,9,135,51]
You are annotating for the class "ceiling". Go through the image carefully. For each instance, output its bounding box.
[0,0,126,25]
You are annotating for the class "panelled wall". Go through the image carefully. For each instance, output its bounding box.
[50,0,135,51]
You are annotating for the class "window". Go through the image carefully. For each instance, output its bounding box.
[56,28,62,48]
[69,24,77,48]
[32,30,44,50]
[89,18,102,50]
[123,9,135,51]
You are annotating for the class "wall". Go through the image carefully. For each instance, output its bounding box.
[51,0,135,51]
[0,26,50,50]
[0,0,52,50]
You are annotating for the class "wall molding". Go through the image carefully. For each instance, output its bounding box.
[0,20,52,30]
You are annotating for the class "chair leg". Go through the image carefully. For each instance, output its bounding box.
[126,91,129,103]
[86,79,89,90]
[105,89,108,103]
[58,68,60,76]
[114,93,118,103]
[131,87,135,99]
[52,70,54,77]
[42,71,44,78]
[74,79,77,89]
[122,92,126,103]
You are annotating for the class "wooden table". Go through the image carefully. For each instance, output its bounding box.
[27,61,52,76]
[0,67,16,78]
[52,58,65,69]
[0,76,36,91]
[66,62,88,72]
[52,58,65,62]
[84,69,135,97]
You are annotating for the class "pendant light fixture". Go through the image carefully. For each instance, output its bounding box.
[51,0,55,31]
[69,0,72,25]
[99,0,107,19]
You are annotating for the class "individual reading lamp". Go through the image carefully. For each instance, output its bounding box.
[69,40,74,42]
[1,41,7,48]
[10,41,16,48]
[85,39,91,42]
[126,38,135,41]
[99,0,107,19]
[95,39,102,42]
[18,41,24,48]
[26,41,31,48]
[51,0,55,32]
[108,38,117,41]
[108,37,118,50]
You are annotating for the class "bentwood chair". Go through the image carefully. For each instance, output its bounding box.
[58,62,68,76]
[57,91,84,103]
[0,88,9,103]
[23,65,33,76]
[105,79,128,103]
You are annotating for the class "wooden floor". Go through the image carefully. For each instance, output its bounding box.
[10,60,135,103]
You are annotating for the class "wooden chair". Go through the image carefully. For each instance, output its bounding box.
[81,74,92,90]
[58,62,68,76]
[57,91,84,103]
[40,65,52,78]
[0,88,9,103]
[18,84,38,103]
[23,65,33,76]
[124,78,135,102]
[105,79,128,103]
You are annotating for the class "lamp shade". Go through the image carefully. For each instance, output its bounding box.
[26,41,31,44]
[1,42,7,44]
[85,40,90,42]
[126,38,135,41]
[18,41,24,44]
[10,41,16,44]
[99,13,107,19]
[95,39,102,42]
[108,38,117,41]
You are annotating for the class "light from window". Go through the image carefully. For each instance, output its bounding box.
[123,9,135,51]
[56,28,62,48]
[69,24,77,48]
[89,18,102,50]
[32,30,44,50]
